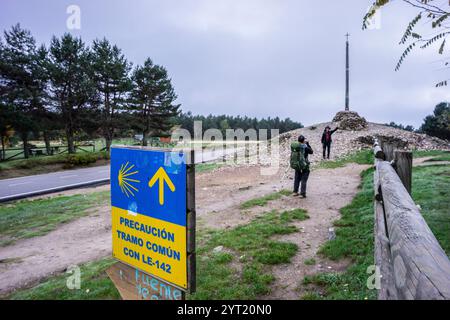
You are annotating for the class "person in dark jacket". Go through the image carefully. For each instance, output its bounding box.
[293,135,313,198]
[321,126,338,159]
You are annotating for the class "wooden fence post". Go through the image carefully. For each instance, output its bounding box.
[394,150,413,195]
[383,143,394,162]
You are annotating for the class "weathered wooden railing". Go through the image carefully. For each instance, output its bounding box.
[373,138,450,300]
[1,144,96,161]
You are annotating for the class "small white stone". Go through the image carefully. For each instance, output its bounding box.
[213,246,224,253]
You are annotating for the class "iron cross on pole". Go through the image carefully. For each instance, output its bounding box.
[345,33,350,111]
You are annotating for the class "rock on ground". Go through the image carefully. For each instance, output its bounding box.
[332,111,368,131]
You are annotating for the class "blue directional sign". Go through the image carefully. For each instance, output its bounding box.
[110,147,188,289]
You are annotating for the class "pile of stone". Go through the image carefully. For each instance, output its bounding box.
[332,111,368,131]
[275,122,449,168]
[217,120,449,173]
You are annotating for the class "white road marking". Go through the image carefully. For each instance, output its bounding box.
[8,181,31,187]
[59,175,78,179]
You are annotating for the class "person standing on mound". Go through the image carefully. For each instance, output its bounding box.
[321,126,339,159]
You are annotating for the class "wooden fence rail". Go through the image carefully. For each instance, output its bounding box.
[0,144,96,162]
[373,138,450,300]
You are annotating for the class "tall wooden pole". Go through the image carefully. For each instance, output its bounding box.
[345,33,350,111]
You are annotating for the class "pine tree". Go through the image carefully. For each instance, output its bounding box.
[47,33,96,153]
[30,45,55,155]
[130,58,180,146]
[0,24,39,158]
[90,38,132,151]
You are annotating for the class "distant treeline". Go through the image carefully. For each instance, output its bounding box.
[385,102,450,141]
[385,122,415,132]
[177,112,303,138]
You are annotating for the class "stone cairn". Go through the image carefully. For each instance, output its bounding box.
[332,111,368,131]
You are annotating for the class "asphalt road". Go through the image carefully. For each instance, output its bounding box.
[0,166,111,202]
[0,147,240,202]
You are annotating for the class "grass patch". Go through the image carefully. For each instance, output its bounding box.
[304,258,316,266]
[412,164,450,255]
[315,149,373,169]
[0,191,110,246]
[302,162,450,300]
[239,189,292,209]
[7,258,119,300]
[424,154,450,162]
[6,208,309,300]
[196,162,223,173]
[302,168,376,300]
[189,208,309,299]
[413,149,450,159]
[413,149,450,163]
[280,208,310,222]
[302,292,322,300]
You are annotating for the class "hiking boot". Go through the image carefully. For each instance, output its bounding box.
[300,193,307,198]
[292,192,300,197]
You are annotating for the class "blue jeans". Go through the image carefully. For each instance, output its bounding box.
[294,169,310,195]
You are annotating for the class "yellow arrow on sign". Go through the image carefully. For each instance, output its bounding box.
[148,167,175,205]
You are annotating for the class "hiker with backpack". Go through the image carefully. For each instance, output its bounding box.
[321,126,339,160]
[290,135,313,198]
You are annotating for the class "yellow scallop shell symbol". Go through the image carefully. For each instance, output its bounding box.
[118,162,140,197]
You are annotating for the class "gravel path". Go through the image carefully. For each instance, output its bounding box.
[265,163,369,299]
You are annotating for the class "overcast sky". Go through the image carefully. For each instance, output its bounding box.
[1,0,449,128]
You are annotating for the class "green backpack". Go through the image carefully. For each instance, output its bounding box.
[290,142,308,170]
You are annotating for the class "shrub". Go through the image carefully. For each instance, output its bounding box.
[17,158,42,169]
[100,151,110,160]
[64,153,99,168]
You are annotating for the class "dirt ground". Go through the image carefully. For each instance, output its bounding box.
[265,164,367,299]
[0,161,370,298]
